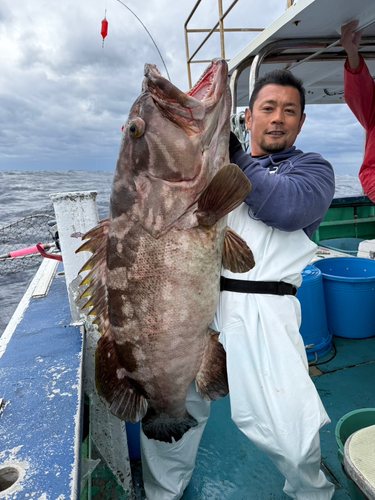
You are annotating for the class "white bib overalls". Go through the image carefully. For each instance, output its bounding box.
[141,204,335,500]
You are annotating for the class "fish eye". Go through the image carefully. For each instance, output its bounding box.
[129,118,145,138]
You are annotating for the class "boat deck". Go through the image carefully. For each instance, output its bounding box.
[0,261,84,499]
[1,260,374,499]
[131,335,375,499]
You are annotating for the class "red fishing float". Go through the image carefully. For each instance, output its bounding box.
[101,17,108,46]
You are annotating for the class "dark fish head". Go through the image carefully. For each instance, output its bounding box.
[111,59,231,236]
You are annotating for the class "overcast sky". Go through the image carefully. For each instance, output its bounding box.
[0,0,365,176]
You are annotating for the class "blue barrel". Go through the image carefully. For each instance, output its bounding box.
[297,265,332,361]
[314,257,375,339]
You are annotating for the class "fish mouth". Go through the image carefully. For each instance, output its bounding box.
[187,58,228,109]
[143,58,228,127]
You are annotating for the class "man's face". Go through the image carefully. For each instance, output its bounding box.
[245,84,306,156]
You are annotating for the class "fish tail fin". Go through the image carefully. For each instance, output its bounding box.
[142,408,198,443]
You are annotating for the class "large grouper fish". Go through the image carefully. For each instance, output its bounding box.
[76,58,255,443]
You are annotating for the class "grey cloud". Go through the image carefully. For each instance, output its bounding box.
[296,105,364,175]
[0,0,362,175]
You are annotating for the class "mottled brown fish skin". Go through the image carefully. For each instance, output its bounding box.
[108,215,226,407]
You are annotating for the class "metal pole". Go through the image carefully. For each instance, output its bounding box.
[249,53,261,101]
[186,0,238,65]
[184,0,203,89]
[185,25,193,88]
[230,68,239,115]
[218,0,225,60]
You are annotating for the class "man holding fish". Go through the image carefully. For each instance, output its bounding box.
[141,69,336,499]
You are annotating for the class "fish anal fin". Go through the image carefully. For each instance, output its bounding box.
[195,330,228,401]
[197,164,251,227]
[95,332,148,423]
[222,226,255,273]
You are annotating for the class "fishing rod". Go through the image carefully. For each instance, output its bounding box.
[0,243,54,261]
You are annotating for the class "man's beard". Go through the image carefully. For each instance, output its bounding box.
[260,137,288,155]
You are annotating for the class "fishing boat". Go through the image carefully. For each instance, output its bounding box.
[1,0,375,498]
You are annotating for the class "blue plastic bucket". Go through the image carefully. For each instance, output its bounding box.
[297,265,332,361]
[319,238,364,256]
[125,421,141,460]
[314,257,375,338]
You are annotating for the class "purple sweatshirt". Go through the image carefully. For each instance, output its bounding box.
[231,146,335,240]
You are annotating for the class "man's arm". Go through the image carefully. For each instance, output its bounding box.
[231,148,335,235]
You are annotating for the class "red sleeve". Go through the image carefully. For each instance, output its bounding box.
[344,56,375,131]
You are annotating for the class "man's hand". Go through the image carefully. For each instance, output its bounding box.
[340,20,363,70]
[229,131,243,158]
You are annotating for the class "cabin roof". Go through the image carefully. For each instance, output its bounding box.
[229,0,375,107]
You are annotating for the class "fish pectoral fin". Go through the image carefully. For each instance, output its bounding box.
[197,164,251,227]
[95,333,148,423]
[222,226,255,273]
[195,330,228,401]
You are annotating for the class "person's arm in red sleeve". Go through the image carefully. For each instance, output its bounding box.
[341,20,375,131]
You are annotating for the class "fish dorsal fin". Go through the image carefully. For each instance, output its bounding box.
[197,164,251,226]
[76,218,110,336]
[222,226,255,273]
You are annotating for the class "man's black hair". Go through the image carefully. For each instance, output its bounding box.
[249,69,306,117]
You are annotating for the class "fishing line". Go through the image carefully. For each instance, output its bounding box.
[115,0,171,81]
[94,0,171,173]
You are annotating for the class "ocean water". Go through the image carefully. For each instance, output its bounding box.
[0,170,364,335]
[0,170,114,335]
